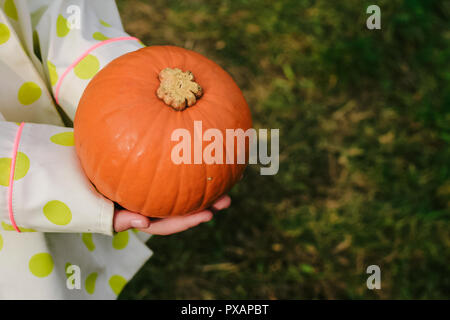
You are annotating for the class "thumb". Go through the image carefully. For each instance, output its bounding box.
[113,209,151,232]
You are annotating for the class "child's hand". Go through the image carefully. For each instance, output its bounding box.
[113,195,231,235]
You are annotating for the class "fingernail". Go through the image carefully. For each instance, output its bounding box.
[203,214,213,222]
[214,200,229,211]
[131,220,147,228]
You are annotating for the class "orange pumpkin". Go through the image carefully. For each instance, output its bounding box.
[74,46,252,217]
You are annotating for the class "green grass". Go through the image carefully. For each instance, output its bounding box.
[117,0,449,299]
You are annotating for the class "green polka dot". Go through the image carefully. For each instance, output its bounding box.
[93,32,109,41]
[3,221,16,231]
[29,253,54,278]
[2,221,36,232]
[50,132,74,146]
[85,272,98,294]
[18,82,42,105]
[47,60,58,86]
[43,200,72,226]
[109,275,127,296]
[74,54,100,80]
[0,152,30,187]
[112,231,129,250]
[14,152,30,180]
[56,14,70,37]
[132,229,139,234]
[82,233,95,251]
[0,233,3,251]
[99,19,112,27]
[2,221,13,231]
[0,23,10,45]
[4,0,18,21]
[0,158,11,186]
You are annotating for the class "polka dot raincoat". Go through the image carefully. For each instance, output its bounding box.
[0,0,153,299]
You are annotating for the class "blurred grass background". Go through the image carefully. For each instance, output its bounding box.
[116,0,449,299]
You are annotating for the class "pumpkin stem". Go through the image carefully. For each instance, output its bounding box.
[156,67,203,111]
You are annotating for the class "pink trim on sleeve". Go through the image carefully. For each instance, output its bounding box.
[8,122,25,233]
[54,36,141,105]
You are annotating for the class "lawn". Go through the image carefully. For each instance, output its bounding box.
[117,0,449,299]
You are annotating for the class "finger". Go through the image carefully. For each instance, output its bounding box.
[211,195,231,211]
[113,210,151,232]
[138,210,213,236]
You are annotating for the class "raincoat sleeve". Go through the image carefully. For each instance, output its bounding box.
[0,0,145,235]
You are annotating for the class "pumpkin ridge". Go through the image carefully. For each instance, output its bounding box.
[169,151,184,216]
[165,45,177,69]
[215,122,241,198]
[111,128,141,206]
[159,113,185,217]
[141,48,172,75]
[139,111,178,215]
[184,109,210,213]
[120,52,161,84]
[202,92,247,118]
[183,110,209,215]
[196,99,240,185]
[81,99,127,196]
[197,106,235,199]
[107,96,167,210]
[121,105,169,213]
[189,104,226,208]
[170,113,194,216]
